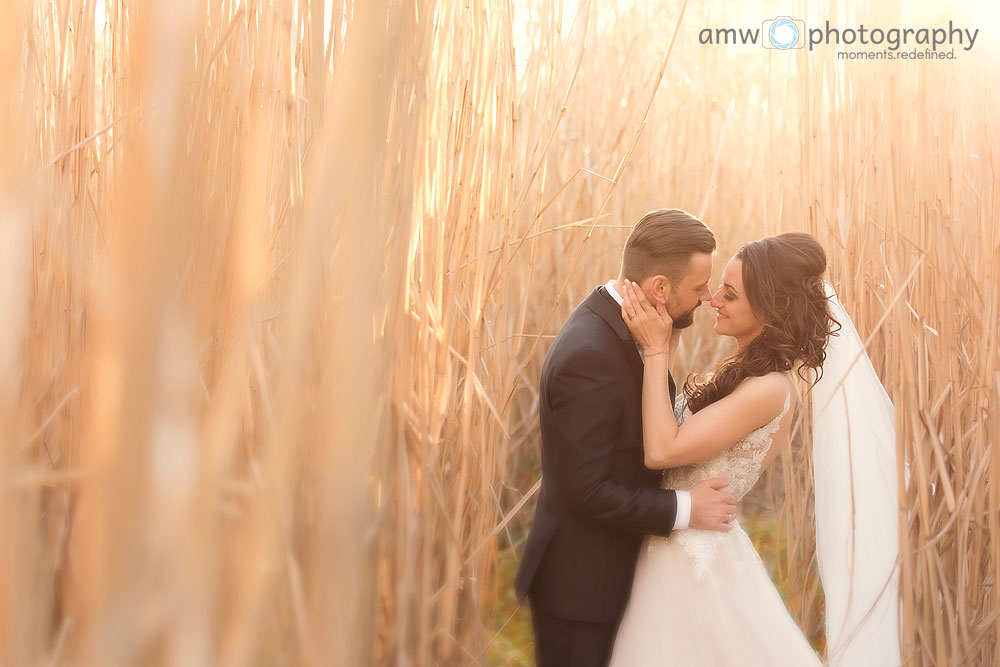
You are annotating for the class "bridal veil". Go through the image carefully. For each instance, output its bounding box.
[812,281,901,666]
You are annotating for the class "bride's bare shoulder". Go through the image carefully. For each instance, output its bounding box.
[736,371,790,392]
[731,372,794,411]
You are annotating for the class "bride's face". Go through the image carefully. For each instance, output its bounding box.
[710,257,764,347]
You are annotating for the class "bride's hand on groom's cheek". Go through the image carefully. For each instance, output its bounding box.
[621,279,672,352]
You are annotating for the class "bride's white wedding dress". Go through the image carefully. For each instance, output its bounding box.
[609,375,822,666]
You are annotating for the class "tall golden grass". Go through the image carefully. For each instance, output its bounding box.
[2,0,997,665]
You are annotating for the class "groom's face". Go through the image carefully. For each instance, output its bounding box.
[649,252,714,329]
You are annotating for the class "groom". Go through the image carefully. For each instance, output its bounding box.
[515,209,738,667]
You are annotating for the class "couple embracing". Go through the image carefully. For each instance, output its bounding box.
[515,210,901,666]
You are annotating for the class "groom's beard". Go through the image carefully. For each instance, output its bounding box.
[671,304,699,329]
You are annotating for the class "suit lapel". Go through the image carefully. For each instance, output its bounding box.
[624,341,645,385]
[585,287,644,384]
[586,286,679,404]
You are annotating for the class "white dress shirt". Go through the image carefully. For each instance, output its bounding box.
[604,280,691,531]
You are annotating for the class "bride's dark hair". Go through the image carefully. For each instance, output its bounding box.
[684,232,841,413]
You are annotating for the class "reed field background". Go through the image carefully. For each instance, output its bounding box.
[1,0,998,665]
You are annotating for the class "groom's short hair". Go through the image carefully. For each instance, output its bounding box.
[621,209,716,284]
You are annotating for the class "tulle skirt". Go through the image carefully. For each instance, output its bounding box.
[608,522,822,666]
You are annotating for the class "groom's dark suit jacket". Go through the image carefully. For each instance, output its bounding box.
[515,286,678,624]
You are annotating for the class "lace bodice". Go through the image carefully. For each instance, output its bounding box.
[648,378,793,577]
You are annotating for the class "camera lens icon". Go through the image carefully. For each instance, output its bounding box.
[762,16,804,49]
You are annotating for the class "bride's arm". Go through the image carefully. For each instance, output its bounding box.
[642,371,789,468]
[636,352,681,469]
[618,280,683,469]
[621,281,789,470]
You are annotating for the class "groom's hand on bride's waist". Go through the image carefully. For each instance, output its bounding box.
[688,477,738,532]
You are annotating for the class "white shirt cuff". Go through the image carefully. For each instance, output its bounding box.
[673,490,691,531]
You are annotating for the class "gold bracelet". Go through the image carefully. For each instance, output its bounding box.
[642,350,668,358]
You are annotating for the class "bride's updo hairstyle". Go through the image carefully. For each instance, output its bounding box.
[684,232,840,413]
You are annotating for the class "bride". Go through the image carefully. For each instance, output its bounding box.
[608,233,901,666]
